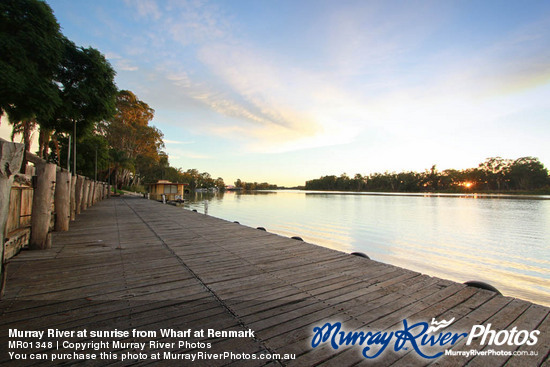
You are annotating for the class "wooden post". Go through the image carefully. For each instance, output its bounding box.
[97,182,102,202]
[75,175,84,215]
[54,169,70,231]
[87,181,95,207]
[93,181,99,204]
[81,179,89,211]
[89,181,94,206]
[70,175,76,221]
[0,139,25,295]
[30,163,56,249]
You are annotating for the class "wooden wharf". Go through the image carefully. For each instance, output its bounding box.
[0,196,548,366]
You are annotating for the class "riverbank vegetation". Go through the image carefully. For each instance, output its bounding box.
[305,157,550,193]
[234,179,278,191]
[1,0,222,192]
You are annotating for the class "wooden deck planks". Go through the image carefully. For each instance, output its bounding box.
[1,196,548,366]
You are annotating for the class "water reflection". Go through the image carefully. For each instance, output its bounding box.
[181,190,550,306]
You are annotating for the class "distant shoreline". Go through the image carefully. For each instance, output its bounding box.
[245,189,550,200]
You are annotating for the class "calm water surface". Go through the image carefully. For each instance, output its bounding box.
[184,190,550,306]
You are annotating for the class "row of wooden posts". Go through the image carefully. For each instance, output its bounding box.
[0,138,111,293]
[28,152,110,247]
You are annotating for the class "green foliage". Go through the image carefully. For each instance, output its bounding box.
[233,179,277,190]
[1,1,221,187]
[508,157,548,190]
[0,0,63,122]
[305,157,549,193]
[240,181,278,190]
[41,38,117,135]
[97,90,165,187]
[55,130,110,178]
[2,0,117,179]
[100,90,161,160]
[1,2,117,134]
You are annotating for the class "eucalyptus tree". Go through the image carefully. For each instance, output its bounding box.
[99,90,164,186]
[101,90,162,160]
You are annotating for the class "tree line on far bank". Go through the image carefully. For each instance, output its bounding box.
[305,157,549,193]
[1,0,221,192]
[234,179,278,191]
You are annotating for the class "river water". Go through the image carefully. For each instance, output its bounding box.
[184,190,550,307]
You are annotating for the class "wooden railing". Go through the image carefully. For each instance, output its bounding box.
[0,138,110,294]
[4,176,33,260]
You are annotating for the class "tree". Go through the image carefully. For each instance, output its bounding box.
[2,2,117,175]
[99,90,164,185]
[0,0,63,123]
[508,157,548,190]
[10,119,36,152]
[478,157,512,190]
[65,132,110,179]
[396,171,422,192]
[41,38,117,135]
[109,149,134,190]
[101,90,161,160]
[352,174,367,191]
[423,165,440,191]
[214,177,225,191]
[32,38,118,175]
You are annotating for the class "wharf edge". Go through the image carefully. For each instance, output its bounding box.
[0,196,548,366]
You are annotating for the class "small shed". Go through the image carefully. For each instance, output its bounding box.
[148,180,187,201]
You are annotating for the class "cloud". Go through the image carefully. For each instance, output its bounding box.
[165,71,191,88]
[116,59,139,71]
[125,0,161,21]
[117,0,550,159]
[116,1,348,153]
[118,1,332,150]
[169,148,211,160]
[106,53,138,71]
[164,139,194,145]
[194,43,341,149]
[105,52,122,60]
[147,0,230,46]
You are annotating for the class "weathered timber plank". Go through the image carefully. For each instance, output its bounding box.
[467,303,549,367]
[503,313,549,367]
[1,196,548,367]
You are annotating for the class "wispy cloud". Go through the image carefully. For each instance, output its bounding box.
[169,148,211,160]
[164,139,194,145]
[152,0,230,46]
[116,59,139,71]
[106,52,138,71]
[120,0,331,152]
[165,71,191,88]
[118,0,550,161]
[124,0,161,21]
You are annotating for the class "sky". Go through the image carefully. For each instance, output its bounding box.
[6,0,550,186]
